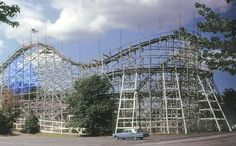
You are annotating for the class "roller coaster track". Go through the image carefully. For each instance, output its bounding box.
[0,33,195,72]
[0,43,81,70]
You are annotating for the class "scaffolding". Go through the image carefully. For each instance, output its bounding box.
[0,32,232,134]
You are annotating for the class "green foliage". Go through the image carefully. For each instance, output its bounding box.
[174,1,236,74]
[22,115,40,134]
[1,89,20,117]
[0,89,20,135]
[226,0,235,3]
[223,88,236,112]
[0,0,20,27]
[222,88,236,125]
[66,75,115,136]
[0,112,13,135]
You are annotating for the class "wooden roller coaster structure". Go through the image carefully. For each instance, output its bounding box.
[0,32,232,134]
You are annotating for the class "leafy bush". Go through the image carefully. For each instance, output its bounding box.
[22,115,40,134]
[0,112,13,135]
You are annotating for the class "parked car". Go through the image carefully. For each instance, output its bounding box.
[112,129,150,140]
[79,128,92,136]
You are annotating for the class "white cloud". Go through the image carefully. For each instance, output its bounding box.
[46,0,229,41]
[5,18,45,42]
[2,0,45,42]
[1,0,230,42]
[4,0,44,20]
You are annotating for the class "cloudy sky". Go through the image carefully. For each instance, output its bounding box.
[0,0,235,91]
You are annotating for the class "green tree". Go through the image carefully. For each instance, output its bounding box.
[223,88,236,112]
[22,114,40,134]
[174,1,236,74]
[226,0,235,3]
[222,88,236,126]
[67,75,115,136]
[0,1,20,27]
[0,89,20,135]
[0,112,13,135]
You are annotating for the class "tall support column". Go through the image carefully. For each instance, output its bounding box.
[36,47,40,117]
[115,73,124,133]
[197,75,228,132]
[115,72,138,133]
[0,64,3,108]
[162,65,169,134]
[206,78,232,132]
[175,69,187,134]
[162,65,188,134]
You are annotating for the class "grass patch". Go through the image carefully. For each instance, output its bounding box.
[34,132,78,137]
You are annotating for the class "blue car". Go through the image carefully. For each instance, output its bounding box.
[112,129,150,140]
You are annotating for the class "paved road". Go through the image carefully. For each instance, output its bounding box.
[0,132,235,146]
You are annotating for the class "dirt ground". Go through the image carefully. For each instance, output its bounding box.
[0,131,235,146]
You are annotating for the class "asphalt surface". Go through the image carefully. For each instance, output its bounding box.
[0,132,235,146]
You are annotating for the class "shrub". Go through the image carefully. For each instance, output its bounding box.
[22,115,40,134]
[0,112,13,135]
